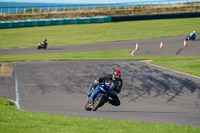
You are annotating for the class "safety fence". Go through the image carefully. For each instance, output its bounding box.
[1,0,200,15]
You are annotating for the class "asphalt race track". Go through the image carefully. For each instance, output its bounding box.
[0,35,200,56]
[0,35,200,127]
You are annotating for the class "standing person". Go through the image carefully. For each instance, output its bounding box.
[87,69,123,106]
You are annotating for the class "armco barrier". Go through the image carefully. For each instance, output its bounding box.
[0,16,111,29]
[111,12,200,22]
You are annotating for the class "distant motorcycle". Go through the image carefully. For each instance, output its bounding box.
[37,43,47,49]
[186,34,196,41]
[85,80,115,111]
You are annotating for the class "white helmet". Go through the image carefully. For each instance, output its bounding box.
[193,31,195,33]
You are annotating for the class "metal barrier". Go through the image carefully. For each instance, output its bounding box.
[1,0,200,15]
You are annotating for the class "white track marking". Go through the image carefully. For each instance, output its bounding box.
[131,49,136,56]
[14,63,21,109]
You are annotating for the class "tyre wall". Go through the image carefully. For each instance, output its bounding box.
[1,12,200,29]
[111,12,200,22]
[0,16,111,29]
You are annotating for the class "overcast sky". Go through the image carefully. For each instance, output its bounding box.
[0,0,155,4]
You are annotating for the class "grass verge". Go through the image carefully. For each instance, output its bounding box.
[0,17,200,49]
[0,97,200,133]
[0,49,199,77]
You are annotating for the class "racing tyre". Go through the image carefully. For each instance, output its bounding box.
[186,36,190,41]
[85,100,92,111]
[92,93,105,111]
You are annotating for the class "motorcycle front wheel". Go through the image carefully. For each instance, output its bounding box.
[92,93,105,111]
[85,100,92,111]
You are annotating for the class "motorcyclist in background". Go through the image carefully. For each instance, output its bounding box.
[41,39,48,47]
[87,69,123,106]
[187,31,196,40]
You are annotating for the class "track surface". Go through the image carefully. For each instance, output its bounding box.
[0,35,200,56]
[0,35,200,127]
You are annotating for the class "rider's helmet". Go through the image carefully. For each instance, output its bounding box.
[112,69,121,81]
[45,39,47,41]
[193,31,195,33]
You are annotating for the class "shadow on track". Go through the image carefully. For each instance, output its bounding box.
[121,64,200,103]
[21,61,200,104]
[99,110,183,114]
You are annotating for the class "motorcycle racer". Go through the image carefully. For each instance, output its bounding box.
[87,69,123,106]
[38,39,48,49]
[187,31,196,40]
[41,39,48,47]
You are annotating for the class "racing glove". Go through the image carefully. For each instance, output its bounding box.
[94,79,99,85]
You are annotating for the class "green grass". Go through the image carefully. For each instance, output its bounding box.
[0,17,200,49]
[0,97,199,133]
[0,49,199,77]
[152,58,200,77]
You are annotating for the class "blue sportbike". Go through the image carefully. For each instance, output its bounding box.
[85,80,115,111]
